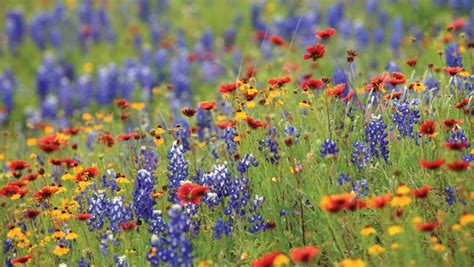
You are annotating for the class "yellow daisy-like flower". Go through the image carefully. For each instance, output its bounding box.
[411,82,425,93]
[388,225,403,236]
[246,101,256,108]
[82,113,93,121]
[83,63,94,73]
[299,101,311,108]
[65,232,78,240]
[53,245,70,256]
[338,258,366,267]
[360,226,376,237]
[368,244,385,255]
[29,153,37,159]
[391,243,400,250]
[397,184,410,195]
[412,216,422,225]
[0,152,4,160]
[240,252,249,261]
[52,231,65,239]
[117,177,131,184]
[131,102,146,110]
[103,115,113,123]
[7,227,22,239]
[234,111,247,121]
[273,254,290,266]
[61,173,74,181]
[152,86,161,94]
[198,259,213,267]
[431,244,445,252]
[452,224,462,231]
[390,195,411,207]
[27,138,37,147]
[460,213,474,226]
[44,126,54,134]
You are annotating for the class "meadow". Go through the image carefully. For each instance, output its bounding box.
[0,0,473,266]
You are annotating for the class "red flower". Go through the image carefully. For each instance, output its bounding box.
[366,74,388,92]
[181,108,198,117]
[444,141,469,151]
[246,117,267,129]
[388,72,406,86]
[176,182,209,205]
[442,118,462,129]
[316,28,336,40]
[269,34,285,46]
[447,18,465,31]
[219,83,239,93]
[23,209,41,219]
[405,57,417,67]
[443,66,463,76]
[23,173,40,182]
[33,186,59,201]
[268,76,291,87]
[369,193,393,209]
[8,160,29,171]
[37,134,64,153]
[321,193,363,212]
[63,127,81,135]
[303,44,325,61]
[0,184,28,198]
[76,213,94,221]
[50,158,77,168]
[120,221,137,231]
[447,161,470,172]
[11,254,34,264]
[290,245,320,263]
[384,92,403,100]
[301,79,323,90]
[215,120,236,129]
[252,252,283,267]
[454,98,469,109]
[419,158,445,170]
[416,221,439,232]
[341,90,354,102]
[199,100,217,110]
[114,99,130,109]
[419,120,436,137]
[243,89,258,101]
[412,185,432,198]
[346,49,358,62]
[75,166,99,182]
[324,83,346,97]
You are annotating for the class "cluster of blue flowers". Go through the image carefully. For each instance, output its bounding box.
[320,139,339,157]
[258,127,281,164]
[391,100,421,140]
[365,114,390,163]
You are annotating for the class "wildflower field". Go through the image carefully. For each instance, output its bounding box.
[0,0,473,266]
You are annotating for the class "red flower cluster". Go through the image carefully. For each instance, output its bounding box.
[176,182,209,205]
[303,44,325,61]
[75,166,99,182]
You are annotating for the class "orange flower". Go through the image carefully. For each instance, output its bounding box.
[369,193,393,209]
[75,166,99,182]
[419,120,436,137]
[199,100,217,110]
[412,185,432,198]
[290,245,320,263]
[252,252,283,267]
[416,221,439,232]
[33,186,59,202]
[11,254,34,265]
[324,83,346,97]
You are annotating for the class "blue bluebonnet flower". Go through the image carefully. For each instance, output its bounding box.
[30,12,51,50]
[148,210,167,235]
[445,42,463,67]
[77,257,92,267]
[446,127,470,148]
[100,231,121,256]
[354,23,369,48]
[320,139,338,157]
[352,179,369,197]
[351,141,371,169]
[114,255,129,267]
[337,173,351,185]
[137,0,150,22]
[423,76,440,103]
[327,2,345,28]
[390,16,403,55]
[100,169,121,194]
[284,124,300,144]
[386,61,401,72]
[365,114,390,163]
[444,186,455,205]
[258,127,281,164]
[133,170,156,221]
[365,0,378,13]
[3,239,13,254]
[222,127,238,157]
[138,146,159,173]
[250,4,267,31]
[391,100,421,139]
[170,51,192,111]
[106,196,134,233]
[0,71,16,123]
[6,10,24,53]
[147,205,193,266]
[373,27,385,45]
[237,154,258,174]
[212,217,233,239]
[86,190,108,231]
[196,109,212,142]
[167,141,189,203]
[332,67,350,98]
[462,153,474,162]
[96,65,119,105]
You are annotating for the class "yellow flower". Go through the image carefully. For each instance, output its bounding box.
[411,82,425,93]
[103,115,112,123]
[217,114,227,121]
[234,111,247,121]
[53,245,70,256]
[117,177,131,184]
[390,195,411,207]
[0,152,4,160]
[44,126,54,134]
[388,225,403,236]
[96,112,104,119]
[452,224,462,231]
[154,136,165,147]
[360,226,376,237]
[431,244,445,252]
[52,231,65,239]
[397,184,410,195]
[27,138,37,147]
[368,244,385,255]
[29,153,37,159]
[94,124,103,130]
[82,113,93,121]
[7,227,22,238]
[152,87,161,94]
[412,216,422,225]
[391,243,400,250]
[83,63,94,73]
[338,258,366,267]
[66,0,76,9]
[198,260,213,267]
[299,101,310,108]
[460,213,474,226]
[240,252,249,261]
[65,232,78,240]
[61,173,74,181]
[246,101,256,108]
[273,254,290,266]
[40,236,52,247]
[131,102,145,110]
